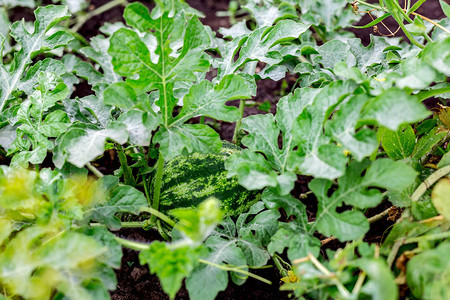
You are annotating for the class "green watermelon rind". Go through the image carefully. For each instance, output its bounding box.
[157,142,259,216]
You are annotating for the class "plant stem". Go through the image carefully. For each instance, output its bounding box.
[149,152,165,225]
[320,237,337,246]
[140,206,176,228]
[410,12,450,34]
[116,144,135,186]
[274,253,292,269]
[198,259,272,285]
[115,236,149,251]
[351,271,366,296]
[356,0,387,12]
[406,0,411,11]
[419,215,444,223]
[86,163,104,178]
[387,240,402,267]
[90,221,148,228]
[416,86,450,101]
[156,219,171,241]
[232,99,245,143]
[273,255,289,277]
[397,20,425,48]
[71,0,128,32]
[307,253,351,298]
[232,60,257,144]
[120,221,147,228]
[411,165,450,202]
[422,32,433,43]
[143,175,152,207]
[200,116,206,124]
[311,25,327,43]
[390,0,414,23]
[404,231,450,244]
[367,206,392,223]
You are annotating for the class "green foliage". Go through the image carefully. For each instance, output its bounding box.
[0,0,449,299]
[140,198,222,299]
[216,19,309,80]
[407,241,450,299]
[0,167,122,299]
[90,180,149,230]
[141,242,204,299]
[239,0,360,41]
[104,2,254,161]
[226,82,426,188]
[0,5,72,111]
[285,241,398,299]
[379,125,416,160]
[8,72,71,167]
[310,159,416,241]
[186,202,279,300]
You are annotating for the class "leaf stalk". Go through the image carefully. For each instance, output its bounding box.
[71,0,129,32]
[116,144,135,186]
[115,236,149,251]
[411,165,450,202]
[149,152,165,225]
[198,259,272,285]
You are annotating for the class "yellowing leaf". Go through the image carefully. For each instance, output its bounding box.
[0,168,44,217]
[432,179,450,220]
[438,105,450,129]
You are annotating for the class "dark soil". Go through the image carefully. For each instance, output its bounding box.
[349,0,448,46]
[112,229,291,300]
[5,0,446,299]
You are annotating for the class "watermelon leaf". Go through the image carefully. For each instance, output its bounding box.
[379,125,416,160]
[0,228,116,300]
[309,159,417,241]
[170,75,251,126]
[109,2,210,126]
[53,122,129,168]
[75,36,122,95]
[186,202,279,300]
[0,5,72,111]
[440,0,450,18]
[7,72,71,168]
[140,198,222,299]
[117,110,159,147]
[262,188,321,261]
[360,89,430,131]
[216,20,309,80]
[350,258,398,300]
[406,242,450,299]
[90,183,148,230]
[107,2,256,160]
[141,242,204,300]
[154,124,222,161]
[186,235,247,300]
[0,167,121,300]
[326,94,379,161]
[226,80,359,193]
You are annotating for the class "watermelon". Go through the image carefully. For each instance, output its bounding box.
[156,142,259,216]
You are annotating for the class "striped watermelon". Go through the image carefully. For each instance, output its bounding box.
[157,142,259,216]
